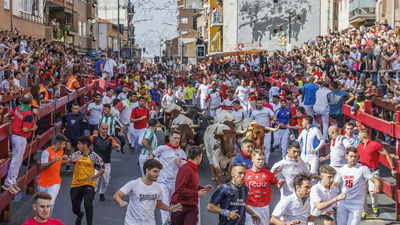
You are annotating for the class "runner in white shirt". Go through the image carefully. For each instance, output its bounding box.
[271,141,311,199]
[221,90,237,113]
[87,93,103,134]
[309,165,346,224]
[231,100,248,121]
[297,116,325,174]
[270,173,315,225]
[334,147,380,225]
[113,159,182,225]
[320,126,352,171]
[175,85,187,103]
[151,131,187,224]
[235,79,250,111]
[205,81,225,118]
[197,79,210,110]
[102,87,115,105]
[119,93,138,149]
[250,98,276,164]
[313,82,330,140]
[161,87,177,108]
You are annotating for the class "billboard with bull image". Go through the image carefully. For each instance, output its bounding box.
[237,0,321,51]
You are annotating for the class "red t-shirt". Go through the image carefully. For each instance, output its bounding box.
[130,107,149,129]
[126,83,135,91]
[109,81,117,90]
[244,168,278,207]
[23,216,64,225]
[9,105,34,138]
[357,140,382,169]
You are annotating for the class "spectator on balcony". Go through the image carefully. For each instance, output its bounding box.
[1,95,38,194]
[313,81,330,141]
[327,81,354,128]
[1,71,13,94]
[66,70,80,94]
[302,76,319,118]
[39,78,52,104]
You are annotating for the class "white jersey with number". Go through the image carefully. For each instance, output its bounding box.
[271,157,310,198]
[119,178,162,225]
[153,145,187,184]
[334,164,374,211]
[250,107,274,127]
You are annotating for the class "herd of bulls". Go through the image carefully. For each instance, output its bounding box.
[157,103,279,186]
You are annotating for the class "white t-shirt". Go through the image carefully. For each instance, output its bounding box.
[334,164,374,211]
[102,95,115,105]
[13,78,20,87]
[87,102,103,125]
[250,107,274,126]
[198,84,210,99]
[272,193,311,225]
[310,182,338,218]
[314,87,330,113]
[153,145,186,184]
[162,94,177,106]
[175,89,187,103]
[235,86,250,102]
[330,135,351,168]
[104,59,117,76]
[271,156,310,198]
[232,108,248,121]
[119,178,162,225]
[119,100,135,124]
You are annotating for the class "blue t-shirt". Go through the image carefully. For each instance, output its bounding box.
[327,90,349,115]
[94,59,104,74]
[275,107,292,125]
[210,182,249,225]
[302,83,319,105]
[233,153,253,169]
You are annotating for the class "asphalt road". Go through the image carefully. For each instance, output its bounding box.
[1,128,398,225]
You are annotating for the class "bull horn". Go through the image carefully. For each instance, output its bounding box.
[209,120,214,123]
[199,111,206,115]
[236,130,247,134]
[170,125,179,129]
[190,124,199,128]
[156,116,163,120]
[180,109,189,114]
[265,125,280,132]
[233,117,244,125]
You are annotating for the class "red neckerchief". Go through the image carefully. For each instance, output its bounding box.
[167,92,173,96]
[166,142,180,150]
[241,151,251,159]
[332,137,336,147]
[183,159,199,173]
[234,106,243,112]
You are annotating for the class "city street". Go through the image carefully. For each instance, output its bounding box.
[2,129,397,225]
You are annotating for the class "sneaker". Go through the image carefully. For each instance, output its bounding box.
[12,184,21,192]
[373,207,380,217]
[2,184,18,195]
[361,211,367,220]
[99,194,105,201]
[75,211,84,225]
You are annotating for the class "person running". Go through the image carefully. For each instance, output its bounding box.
[235,79,250,111]
[119,93,138,150]
[357,129,397,219]
[270,173,316,225]
[113,159,183,225]
[310,165,346,222]
[2,95,38,194]
[244,149,285,225]
[232,139,255,169]
[334,146,380,225]
[251,97,276,164]
[271,141,312,199]
[87,93,103,135]
[207,164,261,225]
[139,118,158,175]
[197,78,210,110]
[62,103,87,167]
[343,122,360,147]
[320,125,352,171]
[152,130,187,224]
[130,96,150,152]
[232,100,248,121]
[90,123,120,201]
[297,115,325,174]
[37,134,69,215]
[69,136,104,225]
[170,146,213,225]
[99,103,126,152]
[205,81,226,117]
[162,87,177,108]
[22,192,64,225]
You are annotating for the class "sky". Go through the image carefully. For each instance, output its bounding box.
[133,0,178,57]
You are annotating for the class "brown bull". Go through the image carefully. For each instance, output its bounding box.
[245,122,280,149]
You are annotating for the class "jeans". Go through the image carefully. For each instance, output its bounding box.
[70,185,95,225]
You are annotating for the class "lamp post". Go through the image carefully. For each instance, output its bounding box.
[117,0,120,63]
[287,12,300,51]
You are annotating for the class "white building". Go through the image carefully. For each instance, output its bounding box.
[97,0,128,26]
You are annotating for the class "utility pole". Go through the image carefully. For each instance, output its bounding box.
[393,0,396,29]
[117,0,120,63]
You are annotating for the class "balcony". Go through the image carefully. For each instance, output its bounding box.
[18,11,42,23]
[87,3,95,19]
[349,0,376,26]
[45,26,54,40]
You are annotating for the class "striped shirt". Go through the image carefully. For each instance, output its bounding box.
[140,128,158,156]
[70,150,104,188]
[210,182,249,225]
[98,114,122,136]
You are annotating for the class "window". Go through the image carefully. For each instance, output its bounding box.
[78,21,82,36]
[181,17,188,24]
[82,22,86,36]
[4,0,9,9]
[19,0,38,14]
[197,45,205,58]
